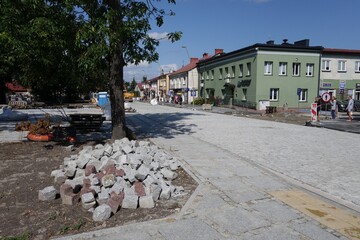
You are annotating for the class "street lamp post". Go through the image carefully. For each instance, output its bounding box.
[182,46,190,63]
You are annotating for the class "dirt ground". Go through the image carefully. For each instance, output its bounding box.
[245,111,312,125]
[0,140,198,240]
[0,111,310,240]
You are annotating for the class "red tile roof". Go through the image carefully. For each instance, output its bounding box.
[5,82,27,92]
[323,48,360,55]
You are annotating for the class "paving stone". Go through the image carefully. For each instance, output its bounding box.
[158,218,223,240]
[133,181,146,197]
[85,165,97,176]
[107,192,124,213]
[122,194,138,209]
[93,204,112,222]
[59,183,80,206]
[122,145,133,154]
[104,144,113,157]
[208,206,270,235]
[102,174,116,188]
[97,191,110,205]
[110,180,125,195]
[139,195,155,208]
[38,186,57,201]
[102,164,116,175]
[150,184,162,201]
[161,168,178,180]
[81,192,95,204]
[135,164,150,181]
[76,153,90,169]
[160,186,171,200]
[251,200,301,223]
[54,171,67,184]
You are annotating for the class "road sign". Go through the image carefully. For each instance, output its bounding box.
[321,92,331,103]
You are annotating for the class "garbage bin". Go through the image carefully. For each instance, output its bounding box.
[266,106,277,114]
[97,92,108,107]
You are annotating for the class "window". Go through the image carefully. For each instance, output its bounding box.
[306,64,314,76]
[225,67,229,77]
[279,62,287,75]
[201,72,205,80]
[321,60,331,71]
[356,61,360,73]
[219,69,223,79]
[242,88,247,101]
[231,66,235,78]
[264,61,273,75]
[338,60,346,72]
[292,63,300,76]
[269,88,279,101]
[211,70,214,80]
[239,64,243,77]
[246,62,251,76]
[298,89,308,102]
[206,71,209,80]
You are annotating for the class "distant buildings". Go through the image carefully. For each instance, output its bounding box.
[146,39,360,110]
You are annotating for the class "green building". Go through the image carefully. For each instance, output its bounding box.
[197,39,323,110]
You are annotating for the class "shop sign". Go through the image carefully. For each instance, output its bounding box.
[322,82,332,87]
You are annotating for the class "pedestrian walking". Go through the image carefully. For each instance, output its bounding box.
[330,96,337,119]
[346,95,354,121]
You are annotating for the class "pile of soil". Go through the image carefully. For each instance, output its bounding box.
[0,141,198,239]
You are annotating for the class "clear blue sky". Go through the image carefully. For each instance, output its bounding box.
[124,0,360,82]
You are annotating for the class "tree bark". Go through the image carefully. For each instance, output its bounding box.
[108,0,126,141]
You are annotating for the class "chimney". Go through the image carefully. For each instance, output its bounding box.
[282,39,288,44]
[266,40,274,45]
[294,39,310,47]
[190,58,198,64]
[202,52,209,59]
[215,49,224,55]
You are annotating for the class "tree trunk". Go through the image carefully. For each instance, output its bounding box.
[108,0,126,141]
[109,49,126,141]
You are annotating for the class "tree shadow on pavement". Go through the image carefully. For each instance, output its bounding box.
[126,112,204,139]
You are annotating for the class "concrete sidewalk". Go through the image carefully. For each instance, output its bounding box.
[54,102,359,240]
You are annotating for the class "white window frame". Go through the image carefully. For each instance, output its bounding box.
[246,62,251,76]
[292,63,300,76]
[239,64,243,77]
[269,88,279,101]
[264,61,273,75]
[338,60,346,72]
[279,62,287,76]
[306,64,314,77]
[355,61,360,73]
[298,89,308,102]
[321,60,331,71]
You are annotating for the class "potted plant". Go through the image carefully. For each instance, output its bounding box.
[16,114,54,141]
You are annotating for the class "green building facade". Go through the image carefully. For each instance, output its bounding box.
[198,39,323,110]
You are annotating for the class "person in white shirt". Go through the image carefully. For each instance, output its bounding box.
[346,95,354,121]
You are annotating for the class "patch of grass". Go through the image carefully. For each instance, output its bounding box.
[0,232,31,240]
[58,219,86,235]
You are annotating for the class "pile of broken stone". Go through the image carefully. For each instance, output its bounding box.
[38,138,185,222]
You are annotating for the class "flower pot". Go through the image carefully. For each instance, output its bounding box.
[27,133,54,142]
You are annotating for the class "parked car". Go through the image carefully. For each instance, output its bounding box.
[320,100,346,112]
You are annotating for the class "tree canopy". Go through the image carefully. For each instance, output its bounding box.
[0,0,181,139]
